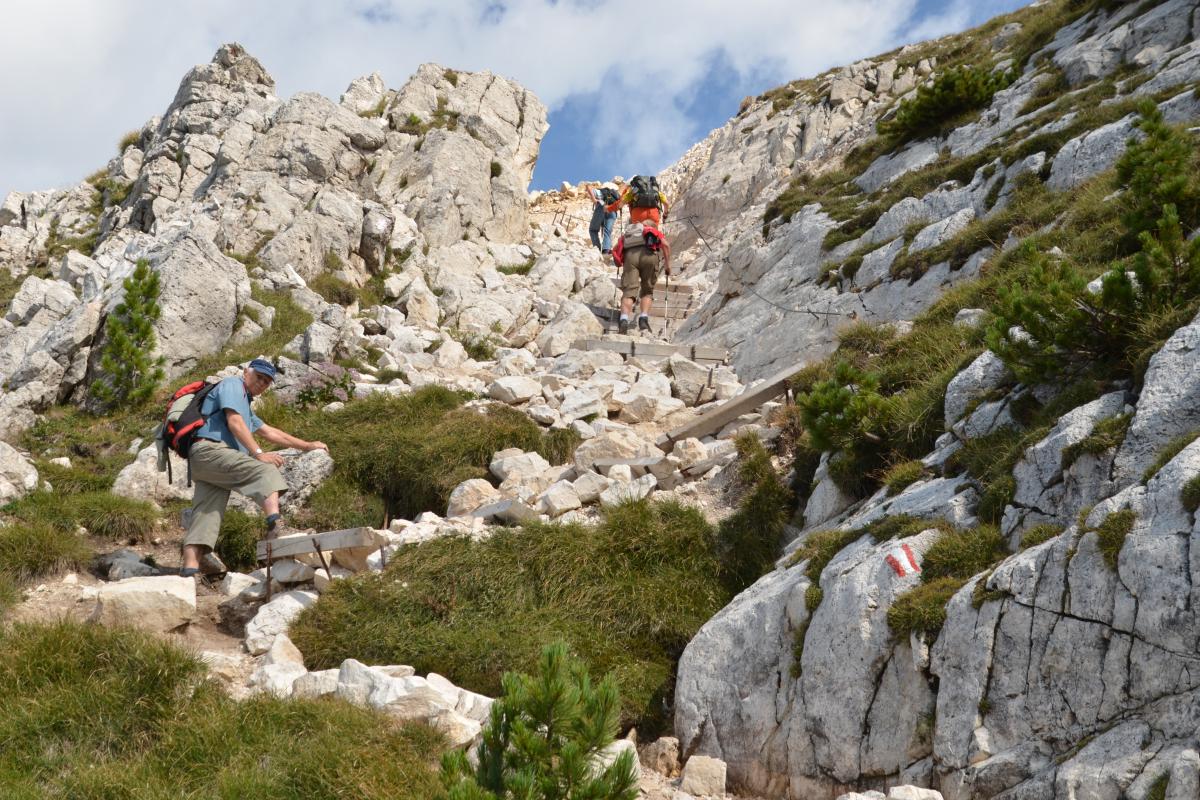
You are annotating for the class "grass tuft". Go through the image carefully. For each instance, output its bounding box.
[291,499,730,732]
[0,621,444,798]
[259,386,578,521]
[1020,523,1064,550]
[1061,413,1131,470]
[887,576,964,639]
[1094,509,1135,571]
[883,460,925,496]
[1182,474,1200,514]
[1142,431,1200,483]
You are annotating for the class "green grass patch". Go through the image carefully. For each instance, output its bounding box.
[1182,474,1200,513]
[1142,431,1200,483]
[1061,413,1130,470]
[36,460,113,494]
[497,256,536,276]
[788,527,862,583]
[5,490,157,543]
[0,621,444,798]
[883,460,925,496]
[888,521,1008,638]
[291,499,731,732]
[1094,509,1135,570]
[308,271,359,306]
[920,524,1007,583]
[977,475,1016,525]
[859,514,953,543]
[1146,773,1170,800]
[1020,523,1064,550]
[887,576,965,639]
[214,509,262,572]
[260,386,578,521]
[715,434,794,589]
[0,521,91,583]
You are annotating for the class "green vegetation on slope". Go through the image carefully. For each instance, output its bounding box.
[0,621,443,799]
[292,430,795,736]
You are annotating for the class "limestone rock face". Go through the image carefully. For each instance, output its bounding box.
[1112,309,1200,485]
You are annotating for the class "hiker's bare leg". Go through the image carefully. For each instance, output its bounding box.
[639,295,653,316]
[262,491,280,517]
[621,296,635,317]
[182,544,203,570]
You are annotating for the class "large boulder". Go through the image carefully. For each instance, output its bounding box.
[131,227,252,378]
[535,300,602,357]
[573,429,662,474]
[0,442,39,504]
[1112,309,1200,485]
[89,576,197,634]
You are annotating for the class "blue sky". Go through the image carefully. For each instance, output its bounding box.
[531,0,1027,188]
[0,0,1027,198]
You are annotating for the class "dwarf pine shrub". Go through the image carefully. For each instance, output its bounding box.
[90,259,165,411]
[439,642,638,800]
[880,64,1016,142]
[989,105,1200,383]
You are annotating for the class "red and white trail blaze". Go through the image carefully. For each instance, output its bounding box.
[884,544,922,578]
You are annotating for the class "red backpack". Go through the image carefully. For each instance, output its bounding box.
[154,380,219,482]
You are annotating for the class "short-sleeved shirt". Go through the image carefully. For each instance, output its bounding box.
[194,376,263,453]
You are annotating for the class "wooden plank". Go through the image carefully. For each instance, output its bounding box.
[592,455,665,469]
[256,527,382,561]
[609,277,694,294]
[656,359,802,448]
[571,338,729,363]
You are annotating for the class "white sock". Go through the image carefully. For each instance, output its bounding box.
[620,314,629,321]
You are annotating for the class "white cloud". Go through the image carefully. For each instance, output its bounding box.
[0,0,990,195]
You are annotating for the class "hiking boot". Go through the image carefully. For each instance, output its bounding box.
[200,552,227,577]
[637,315,651,332]
[617,317,630,334]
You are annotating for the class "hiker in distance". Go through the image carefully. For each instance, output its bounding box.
[588,182,620,254]
[177,358,327,578]
[607,175,672,333]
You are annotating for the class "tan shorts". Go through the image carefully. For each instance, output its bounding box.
[620,246,661,300]
[182,439,289,551]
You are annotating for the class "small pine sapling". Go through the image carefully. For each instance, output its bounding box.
[439,641,638,800]
[91,258,165,411]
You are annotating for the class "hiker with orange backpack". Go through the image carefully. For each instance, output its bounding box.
[164,358,328,578]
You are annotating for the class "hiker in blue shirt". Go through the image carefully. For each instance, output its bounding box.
[179,358,328,577]
[588,183,619,254]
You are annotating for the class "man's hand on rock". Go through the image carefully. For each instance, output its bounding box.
[256,452,285,467]
[305,441,329,452]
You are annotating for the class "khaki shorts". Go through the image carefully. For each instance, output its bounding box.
[620,246,661,300]
[182,439,289,551]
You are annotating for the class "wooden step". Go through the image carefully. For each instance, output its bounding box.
[572,338,728,363]
[656,359,801,448]
[610,277,694,294]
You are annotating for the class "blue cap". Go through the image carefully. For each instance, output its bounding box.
[248,358,278,379]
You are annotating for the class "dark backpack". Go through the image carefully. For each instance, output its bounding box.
[599,186,619,205]
[156,380,219,463]
[629,175,661,209]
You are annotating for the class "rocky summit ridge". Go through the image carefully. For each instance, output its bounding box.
[3,1,1200,799]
